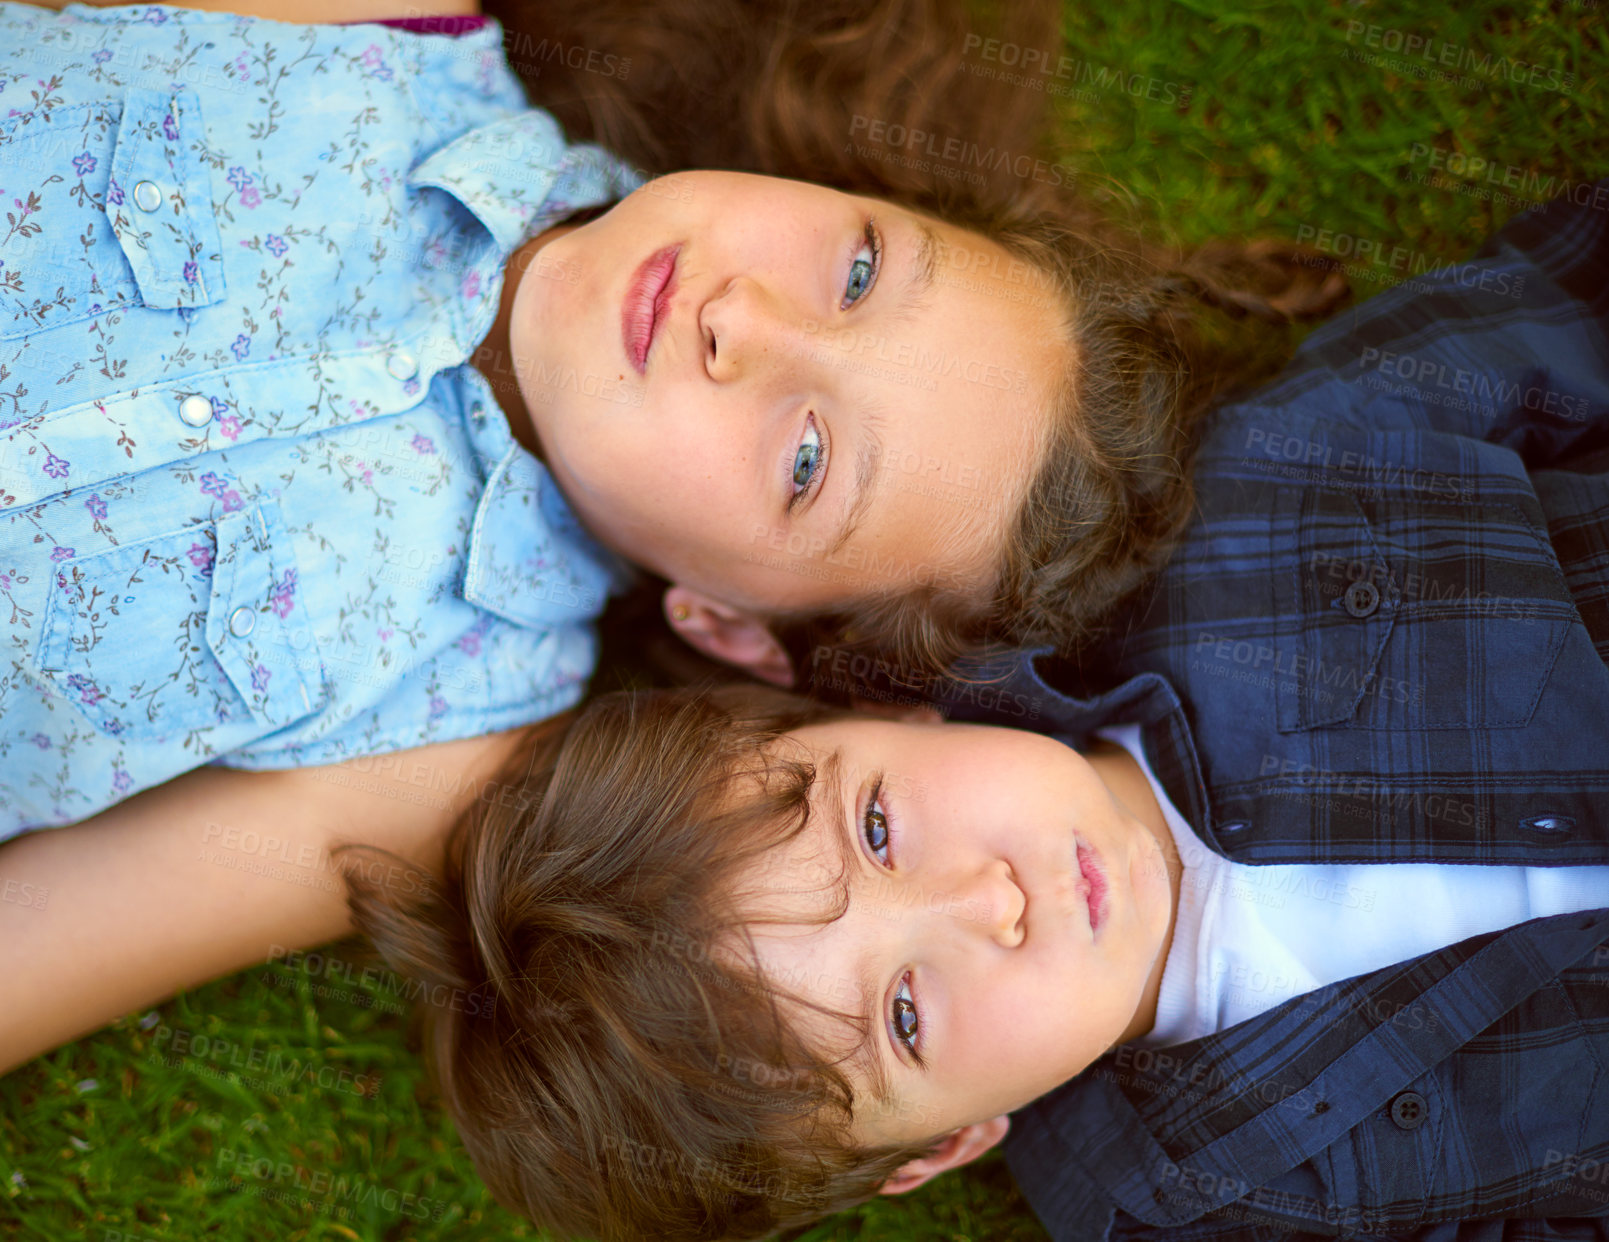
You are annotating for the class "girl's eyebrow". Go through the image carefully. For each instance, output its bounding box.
[905,218,941,316]
[824,409,886,560]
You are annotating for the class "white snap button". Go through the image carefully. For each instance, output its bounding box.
[386,351,418,381]
[228,606,256,638]
[178,394,214,426]
[133,179,162,212]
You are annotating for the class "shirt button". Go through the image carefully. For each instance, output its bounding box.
[1518,815,1575,839]
[132,179,163,212]
[386,351,418,381]
[228,606,256,638]
[178,395,214,427]
[1388,1091,1427,1130]
[1343,580,1381,618]
[469,400,487,422]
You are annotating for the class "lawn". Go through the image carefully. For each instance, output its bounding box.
[3,1,1605,1239]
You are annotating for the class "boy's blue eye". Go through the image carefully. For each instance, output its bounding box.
[863,777,889,861]
[892,977,918,1053]
[841,220,881,309]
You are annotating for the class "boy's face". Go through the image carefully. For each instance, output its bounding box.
[729,716,1176,1149]
[507,170,1068,618]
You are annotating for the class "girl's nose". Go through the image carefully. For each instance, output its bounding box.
[700,276,809,383]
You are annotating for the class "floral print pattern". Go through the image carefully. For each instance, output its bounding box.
[0,2,641,837]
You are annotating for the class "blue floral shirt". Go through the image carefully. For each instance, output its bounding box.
[0,2,644,837]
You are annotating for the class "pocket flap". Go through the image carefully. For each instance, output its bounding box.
[1275,488,1395,731]
[37,502,319,740]
[105,87,226,310]
[1275,481,1571,733]
[206,503,321,729]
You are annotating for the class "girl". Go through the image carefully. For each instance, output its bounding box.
[0,0,1335,833]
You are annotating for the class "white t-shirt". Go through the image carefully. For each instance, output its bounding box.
[1094,725,1609,1048]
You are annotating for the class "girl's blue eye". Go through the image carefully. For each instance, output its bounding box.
[791,415,822,500]
[863,780,890,861]
[892,976,918,1054]
[841,220,881,309]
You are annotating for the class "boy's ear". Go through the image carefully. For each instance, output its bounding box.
[663,586,795,688]
[878,1116,1010,1196]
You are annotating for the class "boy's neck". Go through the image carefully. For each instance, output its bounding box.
[1085,742,1182,1047]
[471,223,579,462]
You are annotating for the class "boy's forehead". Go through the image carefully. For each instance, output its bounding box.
[728,743,915,1112]
[731,743,854,915]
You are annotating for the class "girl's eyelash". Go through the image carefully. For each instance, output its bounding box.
[784,220,880,516]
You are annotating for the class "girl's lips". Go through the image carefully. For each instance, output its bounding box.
[622,244,681,374]
[1076,839,1109,934]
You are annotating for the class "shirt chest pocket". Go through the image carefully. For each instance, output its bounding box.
[35,502,321,741]
[1,89,226,342]
[1273,479,1575,732]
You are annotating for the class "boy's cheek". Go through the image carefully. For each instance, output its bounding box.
[856,1092,946,1138]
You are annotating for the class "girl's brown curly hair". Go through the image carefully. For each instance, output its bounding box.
[497,0,1346,686]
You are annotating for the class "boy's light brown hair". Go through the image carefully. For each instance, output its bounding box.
[339,685,943,1242]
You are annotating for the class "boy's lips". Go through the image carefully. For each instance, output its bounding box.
[1075,839,1109,935]
[622,244,681,374]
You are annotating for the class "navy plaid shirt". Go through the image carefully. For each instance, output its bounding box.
[936,182,1609,1239]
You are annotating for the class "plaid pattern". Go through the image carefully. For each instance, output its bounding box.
[1535,465,1609,664]
[1004,909,1609,1241]
[953,181,1609,867]
[935,183,1609,1240]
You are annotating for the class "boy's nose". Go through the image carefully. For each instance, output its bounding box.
[936,859,1026,949]
[701,276,812,384]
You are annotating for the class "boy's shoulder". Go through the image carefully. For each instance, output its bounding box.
[1006,907,1609,1239]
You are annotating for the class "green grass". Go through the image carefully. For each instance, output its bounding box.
[4,1,1606,1239]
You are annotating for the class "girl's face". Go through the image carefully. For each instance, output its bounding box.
[508,171,1069,617]
[727,717,1177,1148]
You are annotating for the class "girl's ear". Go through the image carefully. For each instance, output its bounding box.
[878,1116,1010,1196]
[663,586,794,688]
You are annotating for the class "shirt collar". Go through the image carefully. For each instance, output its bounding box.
[458,379,635,628]
[407,110,645,254]
[934,647,1216,840]
[410,111,643,625]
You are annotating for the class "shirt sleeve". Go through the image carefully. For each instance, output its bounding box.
[1108,1218,1609,1241]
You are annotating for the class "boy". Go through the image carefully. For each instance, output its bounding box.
[332,684,1609,1242]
